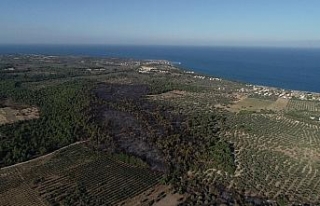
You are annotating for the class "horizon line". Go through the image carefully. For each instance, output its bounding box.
[1,43,320,49]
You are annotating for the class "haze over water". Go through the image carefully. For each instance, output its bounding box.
[1,45,320,93]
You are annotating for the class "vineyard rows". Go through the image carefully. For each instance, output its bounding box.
[0,144,161,206]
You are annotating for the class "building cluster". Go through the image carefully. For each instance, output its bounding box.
[209,77,222,81]
[310,116,320,121]
[143,60,171,65]
[138,66,169,74]
[109,61,141,66]
[250,86,320,101]
[193,75,222,81]
[3,67,15,71]
[194,75,205,79]
[85,68,106,72]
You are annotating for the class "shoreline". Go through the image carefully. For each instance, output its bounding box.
[177,65,320,101]
[2,53,320,99]
[1,45,319,93]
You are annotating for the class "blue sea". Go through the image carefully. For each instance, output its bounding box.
[1,45,320,92]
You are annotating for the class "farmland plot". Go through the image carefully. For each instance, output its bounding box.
[287,99,320,112]
[0,144,161,206]
[225,113,320,203]
[228,97,275,112]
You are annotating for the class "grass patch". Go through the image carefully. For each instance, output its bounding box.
[229,97,275,112]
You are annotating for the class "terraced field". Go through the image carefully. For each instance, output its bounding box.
[0,143,161,206]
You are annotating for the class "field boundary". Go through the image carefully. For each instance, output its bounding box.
[0,140,88,171]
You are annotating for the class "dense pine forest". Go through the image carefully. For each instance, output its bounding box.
[0,79,100,165]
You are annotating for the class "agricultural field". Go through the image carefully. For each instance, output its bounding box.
[228,97,288,113]
[284,99,320,124]
[118,185,185,206]
[228,97,274,112]
[287,99,320,112]
[269,98,289,111]
[2,55,320,205]
[151,86,320,204]
[222,110,320,203]
[0,143,162,206]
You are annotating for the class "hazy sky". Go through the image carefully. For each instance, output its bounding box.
[1,0,320,47]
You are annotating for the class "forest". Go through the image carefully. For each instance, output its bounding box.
[0,78,100,166]
[1,55,289,205]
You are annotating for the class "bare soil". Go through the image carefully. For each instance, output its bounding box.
[267,98,289,111]
[0,107,39,125]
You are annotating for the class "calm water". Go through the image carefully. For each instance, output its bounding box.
[1,45,320,92]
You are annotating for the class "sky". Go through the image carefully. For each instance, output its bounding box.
[0,0,320,47]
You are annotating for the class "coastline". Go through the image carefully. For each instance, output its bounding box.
[2,54,320,204]
[2,52,320,99]
[1,45,320,93]
[176,65,320,101]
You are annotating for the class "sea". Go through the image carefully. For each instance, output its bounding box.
[1,45,320,93]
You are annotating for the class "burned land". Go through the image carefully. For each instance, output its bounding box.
[1,55,320,205]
